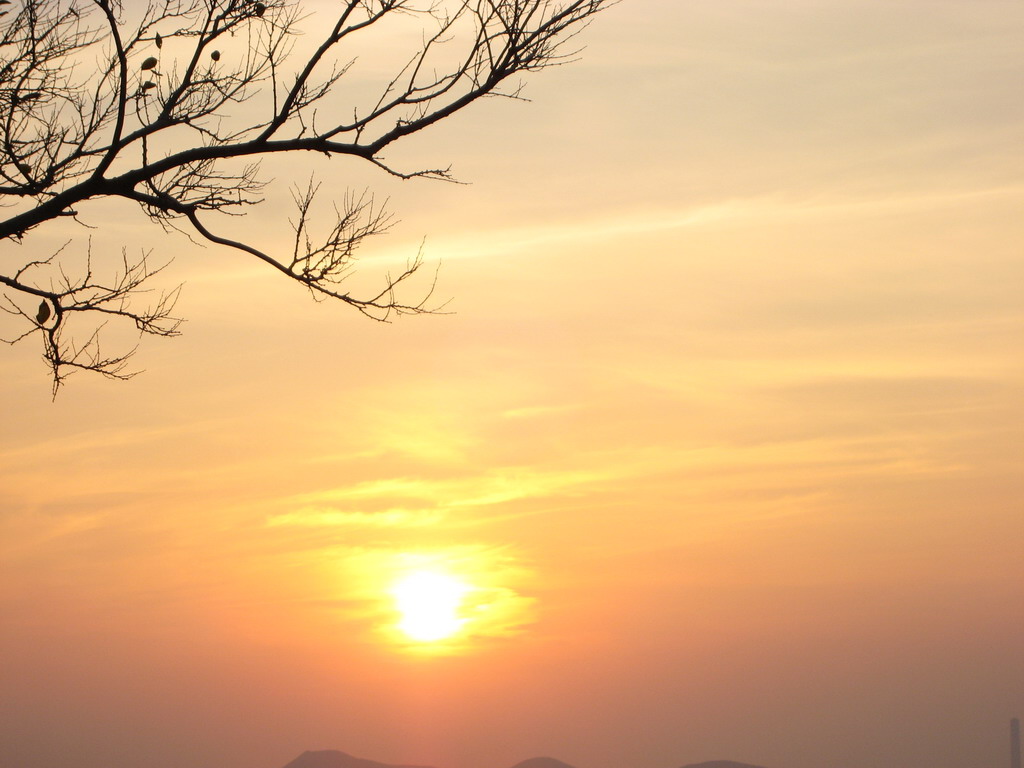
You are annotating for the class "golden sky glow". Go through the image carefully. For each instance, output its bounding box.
[1,2,1023,768]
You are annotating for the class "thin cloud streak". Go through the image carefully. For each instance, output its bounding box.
[421,183,1024,263]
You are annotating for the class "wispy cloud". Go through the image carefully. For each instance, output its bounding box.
[394,183,1024,266]
[265,466,615,530]
[266,507,446,529]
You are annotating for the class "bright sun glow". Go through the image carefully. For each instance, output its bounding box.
[391,570,471,642]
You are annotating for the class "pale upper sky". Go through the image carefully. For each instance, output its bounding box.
[1,2,1022,768]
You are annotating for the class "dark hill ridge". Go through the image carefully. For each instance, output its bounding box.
[280,751,765,768]
[508,759,577,768]
[282,751,438,768]
[281,753,578,768]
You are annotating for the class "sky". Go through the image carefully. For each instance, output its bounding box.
[1,2,1023,768]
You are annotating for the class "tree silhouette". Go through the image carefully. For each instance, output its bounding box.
[0,0,611,393]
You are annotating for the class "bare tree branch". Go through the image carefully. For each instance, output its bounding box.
[1,0,615,391]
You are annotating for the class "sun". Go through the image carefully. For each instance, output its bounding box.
[391,570,471,642]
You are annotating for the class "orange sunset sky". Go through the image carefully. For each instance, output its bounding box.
[1,2,1022,768]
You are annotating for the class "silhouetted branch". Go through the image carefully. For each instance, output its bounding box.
[1,239,182,396]
[1,0,614,390]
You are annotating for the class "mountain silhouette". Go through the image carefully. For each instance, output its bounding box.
[508,759,578,768]
[281,751,438,768]
[281,750,765,768]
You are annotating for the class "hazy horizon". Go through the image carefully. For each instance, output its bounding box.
[2,2,1022,768]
